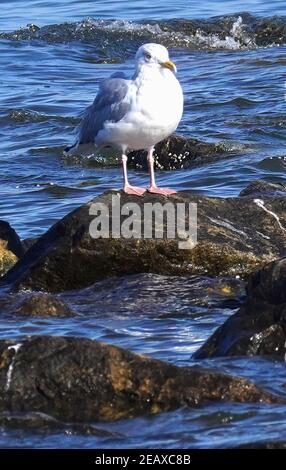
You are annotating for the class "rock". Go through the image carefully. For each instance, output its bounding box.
[0,221,24,259]
[0,411,117,436]
[1,190,286,293]
[0,221,24,276]
[0,292,75,317]
[129,134,233,171]
[0,241,18,277]
[2,14,286,50]
[21,237,39,253]
[239,180,286,198]
[14,293,75,317]
[0,336,279,422]
[63,134,236,171]
[193,257,286,359]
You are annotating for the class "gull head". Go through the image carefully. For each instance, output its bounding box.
[135,43,177,74]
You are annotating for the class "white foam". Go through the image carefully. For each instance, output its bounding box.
[75,16,256,51]
[5,343,22,392]
[194,17,255,50]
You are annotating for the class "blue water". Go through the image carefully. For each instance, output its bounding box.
[0,0,286,448]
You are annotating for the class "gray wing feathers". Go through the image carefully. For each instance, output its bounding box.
[77,77,130,145]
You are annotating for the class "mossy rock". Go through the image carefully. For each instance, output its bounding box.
[0,241,18,277]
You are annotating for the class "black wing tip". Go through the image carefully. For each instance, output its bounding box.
[63,142,77,155]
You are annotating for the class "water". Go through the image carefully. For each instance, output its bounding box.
[0,0,286,448]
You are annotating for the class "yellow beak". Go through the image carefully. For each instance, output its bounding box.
[161,60,177,73]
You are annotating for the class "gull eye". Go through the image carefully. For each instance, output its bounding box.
[145,52,152,61]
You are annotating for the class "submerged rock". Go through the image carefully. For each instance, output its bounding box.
[0,336,279,422]
[0,411,117,436]
[194,257,286,359]
[0,292,75,318]
[239,180,286,198]
[1,190,285,293]
[14,293,75,317]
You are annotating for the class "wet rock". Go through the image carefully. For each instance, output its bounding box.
[0,221,24,259]
[1,190,286,293]
[2,14,286,49]
[63,134,235,171]
[239,180,286,198]
[14,293,75,317]
[129,134,232,171]
[0,221,24,276]
[194,257,286,359]
[0,241,18,278]
[254,16,286,47]
[21,237,39,253]
[0,336,279,422]
[0,292,75,318]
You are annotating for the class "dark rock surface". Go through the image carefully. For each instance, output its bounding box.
[194,257,286,359]
[1,14,286,49]
[163,13,286,48]
[239,180,286,198]
[1,190,286,293]
[21,237,39,254]
[63,134,236,171]
[129,134,234,171]
[0,336,279,422]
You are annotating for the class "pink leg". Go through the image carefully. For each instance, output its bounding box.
[122,154,145,196]
[147,147,177,195]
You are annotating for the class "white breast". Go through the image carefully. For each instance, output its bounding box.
[135,68,183,129]
[97,67,184,151]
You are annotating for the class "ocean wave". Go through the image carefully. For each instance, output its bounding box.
[6,109,78,125]
[19,182,84,196]
[1,13,286,52]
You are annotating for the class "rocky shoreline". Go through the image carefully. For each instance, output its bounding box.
[0,179,286,426]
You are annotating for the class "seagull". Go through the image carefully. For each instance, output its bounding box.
[65,43,183,196]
